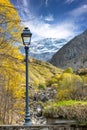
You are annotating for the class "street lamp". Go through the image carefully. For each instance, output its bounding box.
[21,27,32,126]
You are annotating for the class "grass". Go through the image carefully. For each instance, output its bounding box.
[55,100,87,107]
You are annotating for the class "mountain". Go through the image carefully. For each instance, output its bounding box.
[50,30,87,70]
[19,38,67,61]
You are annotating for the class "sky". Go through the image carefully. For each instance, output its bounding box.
[10,0,87,41]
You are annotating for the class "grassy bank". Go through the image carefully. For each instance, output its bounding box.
[43,100,87,124]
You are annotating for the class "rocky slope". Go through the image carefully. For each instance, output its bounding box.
[50,30,87,70]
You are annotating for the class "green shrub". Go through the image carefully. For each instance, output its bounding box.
[63,67,73,73]
[38,83,46,89]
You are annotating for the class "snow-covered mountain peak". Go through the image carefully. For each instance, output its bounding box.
[20,38,67,61]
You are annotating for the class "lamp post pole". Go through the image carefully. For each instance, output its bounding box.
[24,45,30,125]
[21,27,32,126]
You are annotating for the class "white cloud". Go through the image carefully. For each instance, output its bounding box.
[70,4,87,17]
[44,14,54,22]
[20,0,81,42]
[22,17,78,41]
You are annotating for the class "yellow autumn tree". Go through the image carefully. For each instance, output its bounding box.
[56,72,83,100]
[47,68,84,101]
[0,0,25,124]
[0,0,21,46]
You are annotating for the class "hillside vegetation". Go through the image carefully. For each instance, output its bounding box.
[29,58,62,87]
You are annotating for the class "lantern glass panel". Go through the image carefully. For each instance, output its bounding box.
[23,36,31,45]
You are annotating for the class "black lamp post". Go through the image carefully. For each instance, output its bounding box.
[21,27,32,126]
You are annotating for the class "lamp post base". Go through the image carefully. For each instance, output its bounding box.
[24,115,31,126]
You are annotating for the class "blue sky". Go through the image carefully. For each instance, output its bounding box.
[10,0,87,41]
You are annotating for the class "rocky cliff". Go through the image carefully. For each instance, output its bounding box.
[50,30,87,70]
